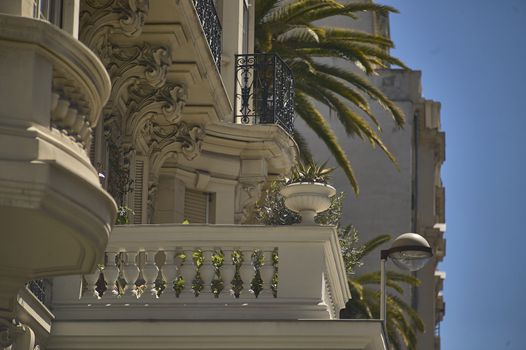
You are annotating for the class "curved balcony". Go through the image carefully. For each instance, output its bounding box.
[0,14,117,316]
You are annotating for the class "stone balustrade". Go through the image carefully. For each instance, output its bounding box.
[84,246,279,300]
[51,224,350,320]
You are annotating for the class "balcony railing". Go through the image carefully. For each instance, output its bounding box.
[51,225,350,320]
[234,54,295,134]
[27,279,52,307]
[193,0,222,71]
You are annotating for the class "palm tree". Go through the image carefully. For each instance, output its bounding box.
[255,0,408,193]
[343,233,424,350]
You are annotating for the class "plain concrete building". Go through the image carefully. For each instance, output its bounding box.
[297,6,446,350]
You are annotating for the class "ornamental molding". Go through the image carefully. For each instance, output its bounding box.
[126,82,187,142]
[80,0,150,53]
[142,121,205,163]
[105,43,171,101]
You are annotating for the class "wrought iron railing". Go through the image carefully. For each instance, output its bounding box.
[193,0,222,71]
[234,54,295,134]
[27,279,51,306]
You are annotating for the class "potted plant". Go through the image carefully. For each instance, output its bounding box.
[280,161,336,225]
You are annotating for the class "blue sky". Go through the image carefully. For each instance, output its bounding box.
[385,0,526,348]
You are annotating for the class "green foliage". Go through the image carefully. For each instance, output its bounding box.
[255,180,301,225]
[339,225,364,275]
[255,180,342,226]
[115,206,134,225]
[347,236,424,350]
[255,0,407,193]
[254,176,423,348]
[287,160,335,184]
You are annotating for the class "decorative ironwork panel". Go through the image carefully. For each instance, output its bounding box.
[193,0,222,71]
[234,54,295,134]
[27,279,51,306]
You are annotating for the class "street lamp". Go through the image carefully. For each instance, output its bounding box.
[380,233,433,323]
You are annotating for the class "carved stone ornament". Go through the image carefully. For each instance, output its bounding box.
[105,43,171,97]
[80,0,150,52]
[141,121,205,161]
[126,82,187,140]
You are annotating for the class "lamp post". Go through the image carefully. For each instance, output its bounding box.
[380,233,433,324]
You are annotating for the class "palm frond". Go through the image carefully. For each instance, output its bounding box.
[300,2,398,22]
[352,272,405,294]
[277,25,319,43]
[312,62,406,126]
[295,92,358,193]
[357,234,391,258]
[389,294,425,332]
[292,129,313,162]
[262,0,342,24]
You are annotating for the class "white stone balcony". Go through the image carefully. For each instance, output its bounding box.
[51,224,350,321]
[0,13,116,318]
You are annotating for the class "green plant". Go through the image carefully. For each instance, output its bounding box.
[255,179,341,226]
[287,160,335,184]
[256,0,407,193]
[116,206,134,225]
[345,234,424,350]
[254,179,424,348]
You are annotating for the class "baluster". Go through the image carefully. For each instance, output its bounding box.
[191,248,204,297]
[260,250,274,296]
[230,249,244,298]
[122,251,140,297]
[161,251,176,297]
[200,250,214,298]
[271,247,279,298]
[240,249,254,297]
[210,248,225,298]
[142,250,159,299]
[174,249,188,297]
[249,249,264,298]
[104,252,119,297]
[221,249,234,296]
[83,268,101,299]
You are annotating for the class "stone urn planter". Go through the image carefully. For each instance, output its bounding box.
[280,182,336,225]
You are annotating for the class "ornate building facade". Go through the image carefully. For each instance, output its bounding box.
[0,1,389,349]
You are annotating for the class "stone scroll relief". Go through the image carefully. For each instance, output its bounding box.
[80,0,150,52]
